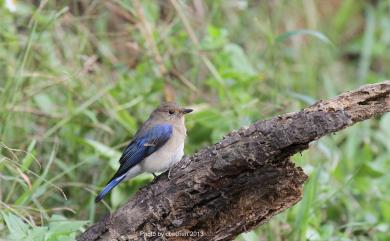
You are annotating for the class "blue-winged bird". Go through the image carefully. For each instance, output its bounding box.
[95,102,193,202]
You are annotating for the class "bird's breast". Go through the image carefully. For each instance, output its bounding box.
[141,129,185,173]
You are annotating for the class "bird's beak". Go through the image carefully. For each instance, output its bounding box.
[182,108,193,114]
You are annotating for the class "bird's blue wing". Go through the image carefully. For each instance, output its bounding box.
[108,124,173,182]
[95,124,172,202]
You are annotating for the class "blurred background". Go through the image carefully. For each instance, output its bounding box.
[1,0,390,240]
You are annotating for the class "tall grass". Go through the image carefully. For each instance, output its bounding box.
[1,1,390,240]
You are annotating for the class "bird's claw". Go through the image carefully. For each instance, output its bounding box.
[168,163,178,180]
[151,173,159,182]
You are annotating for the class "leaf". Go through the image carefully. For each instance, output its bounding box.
[111,186,128,208]
[239,230,259,241]
[21,139,37,171]
[115,109,137,132]
[201,25,228,50]
[287,91,316,105]
[16,167,32,190]
[28,226,49,241]
[33,93,55,113]
[293,169,319,240]
[357,163,385,178]
[276,29,333,46]
[380,113,390,137]
[56,236,77,241]
[48,214,88,235]
[84,139,121,170]
[15,145,57,205]
[2,212,29,240]
[224,43,256,75]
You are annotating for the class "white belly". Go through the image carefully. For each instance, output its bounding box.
[141,138,184,173]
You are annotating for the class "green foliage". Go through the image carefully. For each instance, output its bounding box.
[1,0,390,240]
[1,212,87,241]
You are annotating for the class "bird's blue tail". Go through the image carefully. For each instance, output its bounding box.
[95,174,126,203]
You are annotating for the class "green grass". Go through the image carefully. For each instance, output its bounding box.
[1,1,390,240]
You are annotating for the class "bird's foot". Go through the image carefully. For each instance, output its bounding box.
[168,167,174,180]
[151,173,159,182]
[168,161,181,180]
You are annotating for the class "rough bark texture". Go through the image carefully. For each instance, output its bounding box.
[78,81,390,241]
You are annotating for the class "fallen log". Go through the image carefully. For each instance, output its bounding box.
[78,81,390,241]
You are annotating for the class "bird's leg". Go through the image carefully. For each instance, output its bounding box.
[152,173,161,183]
[168,162,179,180]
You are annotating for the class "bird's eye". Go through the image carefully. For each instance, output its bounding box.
[168,110,175,115]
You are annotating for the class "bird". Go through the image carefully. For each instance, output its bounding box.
[95,102,193,202]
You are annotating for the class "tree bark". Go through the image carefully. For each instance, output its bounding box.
[78,81,390,241]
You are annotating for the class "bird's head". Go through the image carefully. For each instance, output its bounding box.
[151,102,193,123]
